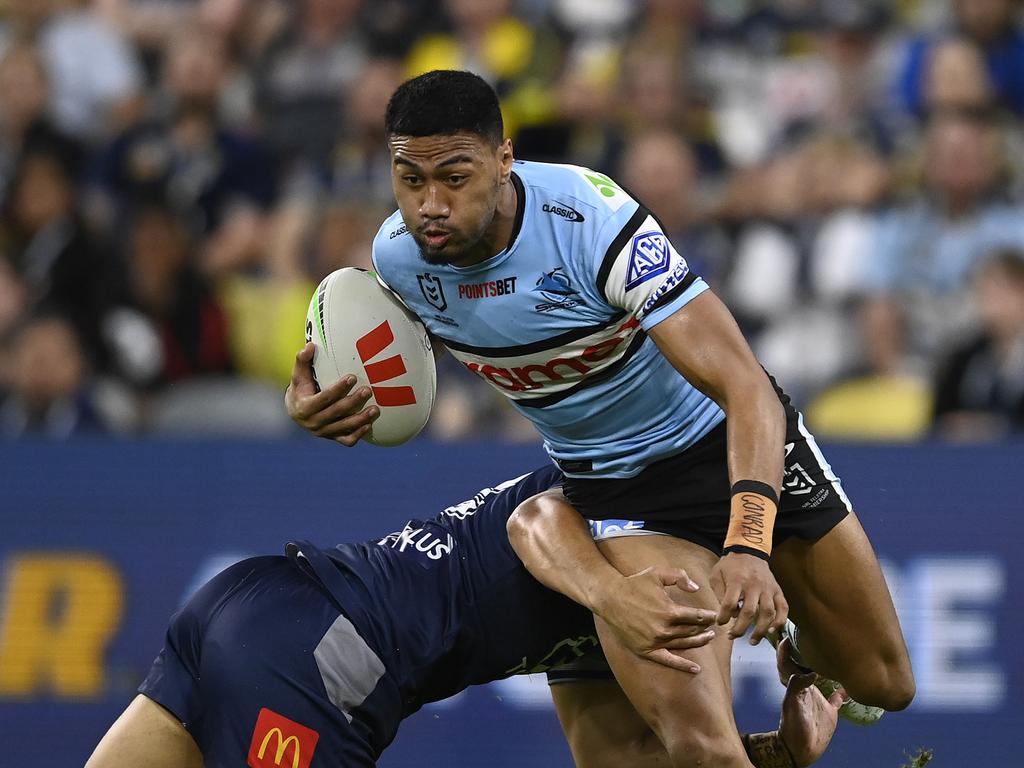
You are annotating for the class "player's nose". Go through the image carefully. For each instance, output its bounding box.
[419,183,450,219]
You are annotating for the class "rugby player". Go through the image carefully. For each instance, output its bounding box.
[87,467,842,768]
[285,70,914,767]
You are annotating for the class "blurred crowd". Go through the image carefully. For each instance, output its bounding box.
[1,0,1023,442]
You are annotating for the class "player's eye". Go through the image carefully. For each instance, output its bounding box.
[446,175,468,186]
[402,175,423,186]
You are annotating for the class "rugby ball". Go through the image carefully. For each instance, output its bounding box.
[305,268,435,446]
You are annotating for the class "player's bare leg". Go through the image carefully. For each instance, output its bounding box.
[770,511,915,714]
[595,534,752,768]
[551,680,671,768]
[86,694,202,768]
[550,640,843,768]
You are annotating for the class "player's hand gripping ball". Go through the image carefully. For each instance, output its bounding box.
[305,268,436,446]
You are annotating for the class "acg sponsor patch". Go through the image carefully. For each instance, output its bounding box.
[626,231,672,291]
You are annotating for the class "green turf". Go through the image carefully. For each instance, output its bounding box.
[900,748,934,767]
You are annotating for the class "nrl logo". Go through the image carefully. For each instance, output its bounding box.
[417,273,447,312]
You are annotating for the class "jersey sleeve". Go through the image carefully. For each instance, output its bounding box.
[592,207,709,331]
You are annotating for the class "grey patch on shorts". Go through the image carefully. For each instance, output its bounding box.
[314,613,386,723]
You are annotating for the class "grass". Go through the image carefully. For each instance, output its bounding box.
[900,748,934,767]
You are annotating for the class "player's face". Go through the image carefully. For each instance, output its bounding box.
[389,132,511,266]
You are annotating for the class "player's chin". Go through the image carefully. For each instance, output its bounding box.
[417,239,462,265]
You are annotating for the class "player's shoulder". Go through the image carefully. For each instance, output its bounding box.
[372,210,414,258]
[371,209,420,287]
[515,159,639,225]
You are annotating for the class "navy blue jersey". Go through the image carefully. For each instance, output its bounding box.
[140,465,598,765]
[288,463,595,715]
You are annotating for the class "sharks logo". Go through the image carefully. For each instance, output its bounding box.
[532,268,585,312]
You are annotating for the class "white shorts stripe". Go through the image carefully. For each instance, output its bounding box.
[796,412,852,513]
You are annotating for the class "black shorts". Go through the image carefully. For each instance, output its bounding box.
[562,382,852,555]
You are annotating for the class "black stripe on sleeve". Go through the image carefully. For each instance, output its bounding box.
[596,205,650,303]
[641,271,699,317]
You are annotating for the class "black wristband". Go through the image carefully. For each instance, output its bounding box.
[731,480,779,505]
[722,544,770,561]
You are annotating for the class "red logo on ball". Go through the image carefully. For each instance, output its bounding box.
[356,321,417,406]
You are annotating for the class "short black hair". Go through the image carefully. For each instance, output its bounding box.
[385,70,503,146]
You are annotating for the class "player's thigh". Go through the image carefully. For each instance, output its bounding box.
[87,695,202,768]
[594,535,748,766]
[771,511,912,699]
[550,680,669,768]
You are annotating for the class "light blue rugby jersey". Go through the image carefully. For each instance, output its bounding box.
[371,159,725,478]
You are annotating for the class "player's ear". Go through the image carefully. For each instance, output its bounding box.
[497,138,514,181]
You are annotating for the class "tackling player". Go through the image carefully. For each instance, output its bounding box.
[87,467,841,768]
[285,70,914,767]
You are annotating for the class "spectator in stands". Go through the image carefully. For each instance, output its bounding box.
[785,0,898,154]
[1,146,112,366]
[933,248,1024,440]
[109,203,232,388]
[924,38,997,114]
[293,56,404,207]
[618,45,725,177]
[0,42,83,205]
[862,109,1024,376]
[0,313,111,438]
[618,129,729,288]
[31,0,144,141]
[253,0,367,167]
[405,0,559,141]
[900,0,1024,117]
[0,257,25,348]
[725,135,891,401]
[91,25,277,274]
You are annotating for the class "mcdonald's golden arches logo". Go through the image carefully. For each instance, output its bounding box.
[247,707,319,768]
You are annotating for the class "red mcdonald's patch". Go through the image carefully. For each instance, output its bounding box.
[247,708,319,768]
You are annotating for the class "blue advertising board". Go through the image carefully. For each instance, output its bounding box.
[1,438,1019,766]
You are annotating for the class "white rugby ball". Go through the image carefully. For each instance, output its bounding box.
[305,268,435,446]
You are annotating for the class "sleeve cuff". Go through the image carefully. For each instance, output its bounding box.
[639,279,709,331]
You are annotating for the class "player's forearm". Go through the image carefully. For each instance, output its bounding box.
[721,378,785,493]
[649,294,786,555]
[720,378,786,556]
[507,490,622,615]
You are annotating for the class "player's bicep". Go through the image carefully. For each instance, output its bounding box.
[647,290,765,407]
[596,210,707,326]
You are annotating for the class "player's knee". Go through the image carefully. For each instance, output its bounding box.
[663,728,748,768]
[846,655,916,712]
[876,664,916,711]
